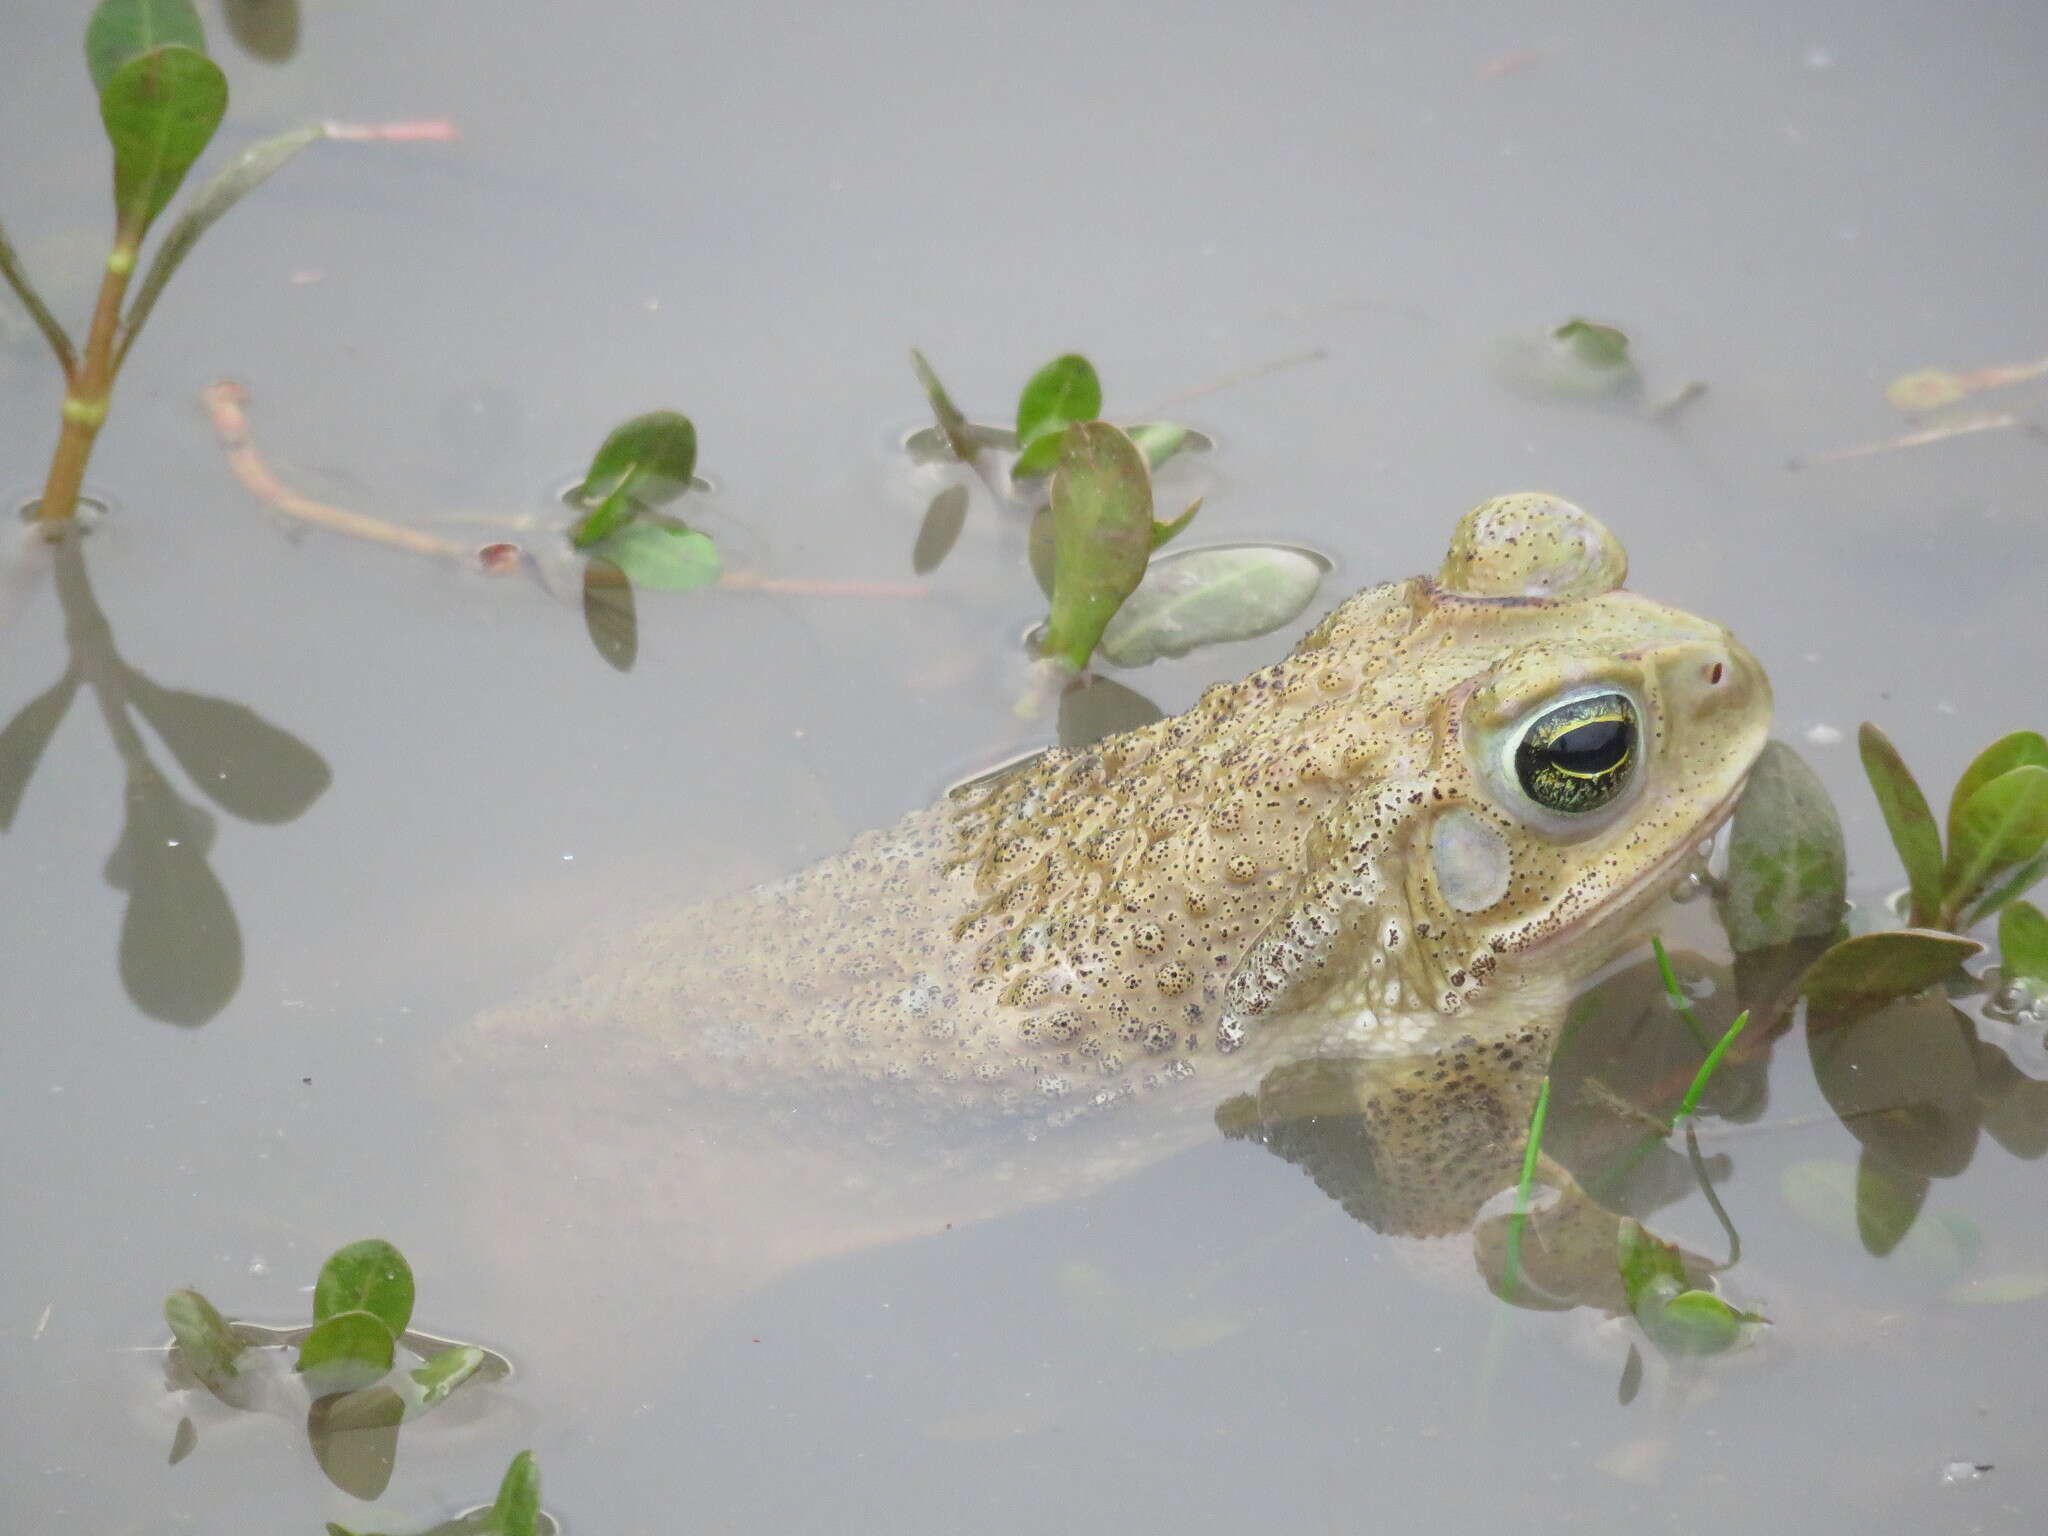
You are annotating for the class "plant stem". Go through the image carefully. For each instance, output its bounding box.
[37,230,138,525]
[0,221,76,378]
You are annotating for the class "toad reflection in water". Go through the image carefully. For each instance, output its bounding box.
[445,494,1772,1383]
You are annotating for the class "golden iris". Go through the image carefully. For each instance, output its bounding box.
[1514,693,1638,813]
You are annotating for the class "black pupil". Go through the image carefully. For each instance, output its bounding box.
[1543,718,1629,775]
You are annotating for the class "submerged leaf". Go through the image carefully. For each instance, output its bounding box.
[307,1382,404,1501]
[101,46,229,234]
[1856,1152,1929,1258]
[1798,929,1980,1016]
[0,671,79,831]
[117,124,323,364]
[586,522,721,591]
[314,1240,415,1336]
[125,668,330,824]
[911,484,968,575]
[1857,723,1944,926]
[1616,1217,1687,1306]
[909,349,980,463]
[1779,1159,1972,1274]
[1097,544,1328,668]
[1013,354,1102,477]
[1943,765,2048,926]
[1494,317,1643,405]
[2001,901,2048,988]
[581,558,636,672]
[1717,740,1847,953]
[163,1288,243,1393]
[1039,422,1153,672]
[1553,317,1632,368]
[86,0,207,91]
[1807,989,1981,1179]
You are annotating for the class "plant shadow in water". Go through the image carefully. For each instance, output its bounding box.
[0,527,330,1024]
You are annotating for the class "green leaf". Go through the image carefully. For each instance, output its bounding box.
[1716,740,1847,953]
[163,1288,243,1392]
[86,0,206,91]
[0,671,79,832]
[1616,1216,1687,1310]
[912,484,968,575]
[1553,317,1632,368]
[124,667,330,824]
[2001,900,2048,988]
[1943,765,2048,926]
[1651,1289,1754,1356]
[101,46,229,236]
[1798,929,1981,1016]
[494,1450,542,1536]
[570,411,698,545]
[1039,422,1154,673]
[1948,732,2048,852]
[117,124,323,367]
[1778,1157,1973,1274]
[1963,848,2048,931]
[1125,421,1189,471]
[1856,1152,1928,1258]
[1149,496,1201,550]
[1013,353,1102,475]
[581,558,636,672]
[1493,317,1643,405]
[1097,544,1328,668]
[296,1309,397,1396]
[314,1239,415,1336]
[1858,722,1944,926]
[410,1345,485,1409]
[909,348,979,463]
[1010,425,1070,479]
[586,522,721,591]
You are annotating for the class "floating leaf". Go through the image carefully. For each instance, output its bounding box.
[1097,544,1328,668]
[307,1382,403,1500]
[909,348,979,463]
[570,411,697,545]
[494,1450,542,1536]
[1799,929,1980,1017]
[1857,722,1943,926]
[1125,421,1190,471]
[101,46,229,235]
[0,671,78,831]
[163,1288,243,1393]
[314,1239,414,1336]
[1012,354,1102,477]
[1948,732,2048,849]
[911,484,968,575]
[2001,901,2048,988]
[1494,317,1643,405]
[125,668,330,824]
[1717,740,1847,953]
[586,522,721,592]
[1039,422,1153,672]
[221,0,298,62]
[1886,356,2048,413]
[581,558,636,672]
[117,124,323,365]
[1944,765,2048,926]
[297,1309,397,1397]
[410,1345,484,1410]
[86,0,207,91]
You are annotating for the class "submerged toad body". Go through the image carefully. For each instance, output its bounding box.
[451,495,1770,1372]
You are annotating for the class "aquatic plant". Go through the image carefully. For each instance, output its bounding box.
[1,0,434,528]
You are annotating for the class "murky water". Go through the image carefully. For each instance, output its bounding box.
[6,0,2048,1530]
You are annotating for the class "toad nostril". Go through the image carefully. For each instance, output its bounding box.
[1705,661,1726,686]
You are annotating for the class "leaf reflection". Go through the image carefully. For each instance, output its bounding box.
[1,531,332,1024]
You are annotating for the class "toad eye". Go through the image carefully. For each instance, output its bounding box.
[1514,693,1639,813]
